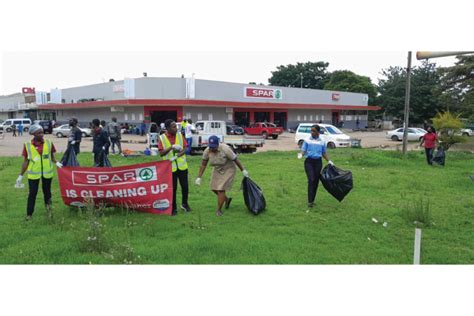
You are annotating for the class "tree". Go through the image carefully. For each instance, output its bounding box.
[268,61,330,89]
[324,70,377,105]
[376,61,444,124]
[438,55,474,118]
[432,111,466,150]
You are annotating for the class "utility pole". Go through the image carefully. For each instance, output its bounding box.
[300,72,303,88]
[402,51,412,155]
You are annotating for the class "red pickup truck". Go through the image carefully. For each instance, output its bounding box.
[244,122,284,139]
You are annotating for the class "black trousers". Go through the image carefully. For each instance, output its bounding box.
[110,137,122,154]
[304,158,322,204]
[172,169,189,210]
[425,148,434,165]
[27,177,52,216]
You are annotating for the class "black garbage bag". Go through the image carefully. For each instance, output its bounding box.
[96,149,112,167]
[61,145,80,167]
[242,177,266,215]
[432,147,445,166]
[320,164,353,202]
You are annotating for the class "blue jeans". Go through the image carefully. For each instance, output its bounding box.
[186,137,193,155]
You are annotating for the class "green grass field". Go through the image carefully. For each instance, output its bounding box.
[0,149,473,264]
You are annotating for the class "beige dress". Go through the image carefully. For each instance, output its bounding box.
[202,143,237,191]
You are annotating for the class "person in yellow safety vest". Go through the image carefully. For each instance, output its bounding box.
[158,119,192,216]
[15,124,63,220]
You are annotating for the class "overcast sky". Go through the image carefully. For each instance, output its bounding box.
[0,51,458,95]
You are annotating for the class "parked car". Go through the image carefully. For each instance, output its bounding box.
[0,118,32,132]
[53,124,92,138]
[33,120,53,134]
[244,122,284,139]
[386,128,426,141]
[226,124,244,135]
[460,123,474,136]
[295,123,351,148]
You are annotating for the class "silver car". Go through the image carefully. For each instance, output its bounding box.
[386,128,426,141]
[53,124,92,138]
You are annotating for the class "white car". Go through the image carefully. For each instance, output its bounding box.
[460,128,473,137]
[295,123,351,148]
[53,124,92,138]
[386,128,426,141]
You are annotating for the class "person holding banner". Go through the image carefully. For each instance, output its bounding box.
[15,124,63,220]
[158,119,191,216]
[195,135,249,216]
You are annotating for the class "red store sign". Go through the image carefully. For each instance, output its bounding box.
[244,87,282,100]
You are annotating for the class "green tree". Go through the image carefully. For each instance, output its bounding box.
[324,70,377,105]
[268,61,330,89]
[438,55,474,118]
[432,111,466,150]
[377,61,444,124]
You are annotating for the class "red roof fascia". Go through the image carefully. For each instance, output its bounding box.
[39,99,381,111]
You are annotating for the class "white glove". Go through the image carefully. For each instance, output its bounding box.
[242,170,249,177]
[328,160,334,165]
[70,140,76,145]
[172,144,183,151]
[170,156,178,162]
[15,175,24,188]
[297,153,303,159]
[195,178,202,185]
[56,161,63,168]
[102,146,106,150]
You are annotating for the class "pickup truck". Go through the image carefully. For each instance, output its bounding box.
[244,122,284,139]
[192,120,265,153]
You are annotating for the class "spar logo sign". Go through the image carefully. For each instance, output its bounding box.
[244,87,283,100]
[72,166,158,186]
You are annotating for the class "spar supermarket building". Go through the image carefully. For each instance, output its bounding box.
[39,77,380,129]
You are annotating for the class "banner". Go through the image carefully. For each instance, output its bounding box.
[57,161,173,215]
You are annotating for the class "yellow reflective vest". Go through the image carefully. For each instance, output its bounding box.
[160,133,188,172]
[24,139,54,180]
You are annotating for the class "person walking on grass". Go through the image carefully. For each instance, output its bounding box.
[195,135,249,216]
[158,119,191,216]
[420,126,439,165]
[92,119,111,167]
[107,117,122,155]
[298,124,333,209]
[15,124,63,220]
[68,117,82,155]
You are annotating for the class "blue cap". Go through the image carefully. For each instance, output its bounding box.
[208,135,219,148]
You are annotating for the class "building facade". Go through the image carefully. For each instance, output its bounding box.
[38,77,379,129]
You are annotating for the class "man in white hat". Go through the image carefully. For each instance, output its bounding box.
[15,124,63,220]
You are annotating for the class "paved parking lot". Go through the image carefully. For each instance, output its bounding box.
[0,130,426,157]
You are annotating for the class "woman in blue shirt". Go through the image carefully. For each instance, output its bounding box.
[298,124,334,209]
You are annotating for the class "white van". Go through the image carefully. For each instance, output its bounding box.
[0,118,32,132]
[295,123,351,148]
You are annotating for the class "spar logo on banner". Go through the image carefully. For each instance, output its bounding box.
[57,161,173,215]
[244,87,283,100]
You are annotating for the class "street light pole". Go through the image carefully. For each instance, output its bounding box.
[402,51,412,155]
[300,72,303,88]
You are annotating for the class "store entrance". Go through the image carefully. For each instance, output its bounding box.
[254,111,270,123]
[150,111,177,126]
[274,112,287,129]
[235,111,250,127]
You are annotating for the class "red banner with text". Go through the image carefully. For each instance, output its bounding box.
[57,161,173,215]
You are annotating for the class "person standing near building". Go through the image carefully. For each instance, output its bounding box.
[158,119,191,216]
[140,121,147,136]
[419,126,439,165]
[107,117,122,155]
[195,135,249,217]
[184,119,195,155]
[67,117,82,155]
[92,119,111,167]
[298,124,333,209]
[18,122,24,136]
[12,123,17,137]
[15,124,63,220]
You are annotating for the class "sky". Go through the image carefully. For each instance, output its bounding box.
[0,51,459,95]
[0,0,472,315]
